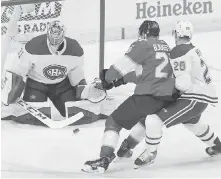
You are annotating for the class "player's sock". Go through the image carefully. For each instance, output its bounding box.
[117,121,146,158]
[184,121,217,147]
[100,129,119,158]
[128,120,146,148]
[184,121,221,156]
[133,115,163,169]
[144,115,163,153]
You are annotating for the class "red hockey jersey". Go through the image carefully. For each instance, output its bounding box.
[105,38,176,98]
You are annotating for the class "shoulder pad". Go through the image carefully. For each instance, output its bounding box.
[25,34,50,55]
[170,43,195,59]
[63,37,84,57]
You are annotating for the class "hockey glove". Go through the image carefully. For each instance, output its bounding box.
[172,88,182,101]
[100,69,114,90]
[113,77,127,87]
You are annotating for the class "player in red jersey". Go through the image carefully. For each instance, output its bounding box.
[82,20,179,173]
[115,21,220,169]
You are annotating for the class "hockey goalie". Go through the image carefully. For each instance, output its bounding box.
[1,19,107,126]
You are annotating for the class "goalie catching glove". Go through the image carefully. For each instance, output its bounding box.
[80,78,107,103]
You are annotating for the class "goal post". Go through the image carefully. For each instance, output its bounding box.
[1,0,105,76]
[99,0,105,73]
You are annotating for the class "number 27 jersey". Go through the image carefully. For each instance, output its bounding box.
[125,39,175,99]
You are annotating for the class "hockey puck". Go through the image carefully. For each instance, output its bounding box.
[73,128,80,134]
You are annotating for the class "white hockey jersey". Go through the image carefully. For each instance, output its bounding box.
[7,34,85,86]
[170,43,218,105]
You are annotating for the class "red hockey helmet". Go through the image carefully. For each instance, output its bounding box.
[139,20,160,38]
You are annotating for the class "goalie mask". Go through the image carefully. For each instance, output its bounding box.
[47,20,65,49]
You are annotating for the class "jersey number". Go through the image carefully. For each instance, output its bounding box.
[18,48,24,59]
[155,52,169,78]
[174,61,186,71]
[195,49,211,84]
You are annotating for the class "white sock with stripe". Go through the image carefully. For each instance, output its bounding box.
[184,121,217,147]
[145,115,163,152]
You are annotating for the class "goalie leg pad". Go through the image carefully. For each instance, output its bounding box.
[1,71,25,105]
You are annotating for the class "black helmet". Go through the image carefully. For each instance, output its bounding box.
[139,20,160,37]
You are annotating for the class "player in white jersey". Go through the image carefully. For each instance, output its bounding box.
[1,20,106,123]
[114,21,221,168]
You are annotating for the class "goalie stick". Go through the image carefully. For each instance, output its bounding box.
[16,98,84,129]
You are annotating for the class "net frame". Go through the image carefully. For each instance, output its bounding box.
[1,0,105,74]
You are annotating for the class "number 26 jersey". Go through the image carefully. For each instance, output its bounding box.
[170,43,218,104]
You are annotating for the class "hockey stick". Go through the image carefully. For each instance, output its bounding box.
[16,98,84,129]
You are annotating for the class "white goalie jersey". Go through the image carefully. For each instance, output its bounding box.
[6,34,85,86]
[170,43,218,105]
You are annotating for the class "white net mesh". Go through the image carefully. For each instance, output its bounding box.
[1,1,99,44]
[1,2,64,43]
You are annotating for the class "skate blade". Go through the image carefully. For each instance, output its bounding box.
[112,156,122,163]
[209,152,221,157]
[113,156,132,163]
[207,150,221,157]
[113,151,133,163]
[134,160,154,170]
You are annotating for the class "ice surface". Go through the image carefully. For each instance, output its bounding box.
[1,31,221,178]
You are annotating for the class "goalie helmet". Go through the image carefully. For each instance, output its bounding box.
[47,20,65,48]
[172,21,193,39]
[138,20,160,38]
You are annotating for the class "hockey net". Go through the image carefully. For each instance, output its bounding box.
[1,1,99,44]
[2,2,61,43]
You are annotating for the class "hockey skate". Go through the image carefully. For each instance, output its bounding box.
[134,149,157,169]
[82,156,112,173]
[205,139,221,156]
[117,139,133,158]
